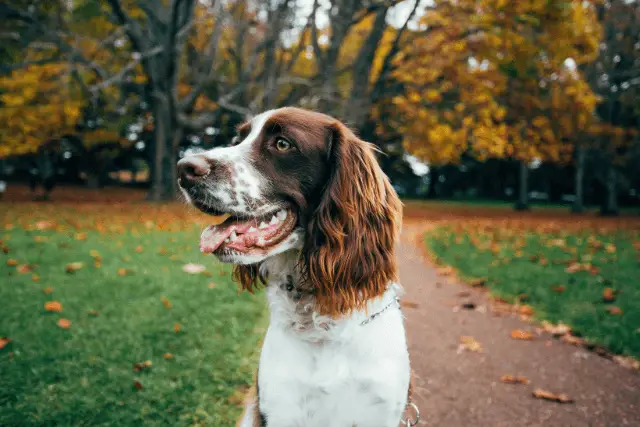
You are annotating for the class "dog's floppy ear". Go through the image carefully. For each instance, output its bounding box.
[233,264,263,293]
[302,121,402,316]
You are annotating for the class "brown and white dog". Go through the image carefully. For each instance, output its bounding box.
[178,107,410,427]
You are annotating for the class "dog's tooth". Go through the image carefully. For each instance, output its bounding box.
[230,231,237,241]
[277,210,287,221]
[270,215,279,225]
[248,226,257,232]
[225,237,230,243]
[259,221,268,229]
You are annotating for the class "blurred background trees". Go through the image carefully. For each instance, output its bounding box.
[0,0,638,212]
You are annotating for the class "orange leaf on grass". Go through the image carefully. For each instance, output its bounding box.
[44,301,63,312]
[133,381,143,391]
[163,353,174,360]
[6,259,18,266]
[606,306,623,315]
[174,323,181,333]
[133,360,152,372]
[0,337,12,350]
[16,264,32,274]
[57,318,72,329]
[161,297,172,309]
[510,329,535,341]
[43,287,54,294]
[602,288,616,302]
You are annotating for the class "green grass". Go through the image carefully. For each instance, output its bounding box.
[426,225,640,357]
[0,205,266,426]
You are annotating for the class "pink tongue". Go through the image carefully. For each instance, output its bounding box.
[200,224,236,253]
[200,219,281,253]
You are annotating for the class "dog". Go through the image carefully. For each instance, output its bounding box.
[178,107,411,427]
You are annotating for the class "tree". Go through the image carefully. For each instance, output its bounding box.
[388,0,601,209]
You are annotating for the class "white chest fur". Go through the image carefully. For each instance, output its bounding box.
[252,253,411,427]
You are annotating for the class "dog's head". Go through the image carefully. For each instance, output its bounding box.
[178,107,401,315]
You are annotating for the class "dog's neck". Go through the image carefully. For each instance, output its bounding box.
[257,251,399,344]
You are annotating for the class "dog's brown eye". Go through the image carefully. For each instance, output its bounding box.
[275,137,292,152]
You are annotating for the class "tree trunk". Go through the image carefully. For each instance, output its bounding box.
[427,166,439,199]
[571,145,585,213]
[515,160,530,211]
[600,159,619,216]
[149,91,178,201]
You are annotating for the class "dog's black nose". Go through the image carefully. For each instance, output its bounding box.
[178,155,211,189]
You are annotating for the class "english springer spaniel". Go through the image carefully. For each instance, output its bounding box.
[178,107,412,427]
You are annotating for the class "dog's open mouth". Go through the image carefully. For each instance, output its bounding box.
[199,208,297,255]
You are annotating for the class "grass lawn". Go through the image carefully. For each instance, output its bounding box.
[1,202,266,426]
[426,223,640,357]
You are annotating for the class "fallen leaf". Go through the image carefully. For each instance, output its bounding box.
[163,353,174,360]
[519,305,534,316]
[32,274,39,281]
[551,284,566,293]
[65,262,84,273]
[459,336,482,353]
[43,287,54,294]
[35,220,55,230]
[135,245,144,253]
[75,232,88,241]
[16,264,32,274]
[613,355,640,370]
[461,302,476,310]
[541,321,571,337]
[6,259,18,266]
[133,360,152,372]
[400,300,419,309]
[89,250,101,258]
[227,385,250,405]
[561,334,585,346]
[468,277,487,287]
[500,375,530,385]
[0,337,12,350]
[606,306,623,315]
[161,297,172,309]
[208,282,216,289]
[44,301,63,312]
[117,268,131,276]
[456,291,471,298]
[565,262,581,273]
[182,263,206,274]
[532,388,573,404]
[88,310,99,316]
[174,323,181,333]
[510,329,535,341]
[602,288,616,302]
[57,318,72,329]
[133,381,143,391]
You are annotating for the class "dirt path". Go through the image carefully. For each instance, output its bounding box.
[399,229,640,427]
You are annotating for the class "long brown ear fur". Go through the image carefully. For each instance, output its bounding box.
[233,264,264,293]
[302,121,402,317]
